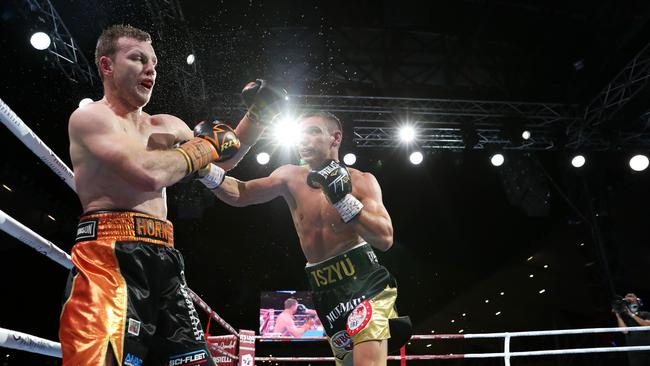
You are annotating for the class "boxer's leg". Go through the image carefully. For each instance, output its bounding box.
[353,339,388,366]
[155,248,215,366]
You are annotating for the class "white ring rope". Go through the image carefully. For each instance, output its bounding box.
[0,98,76,191]
[0,209,73,269]
[412,325,650,339]
[2,326,649,362]
[255,345,650,362]
[259,325,650,342]
[505,345,650,358]
[0,327,61,358]
[259,326,650,364]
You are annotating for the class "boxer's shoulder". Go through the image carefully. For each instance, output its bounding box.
[272,164,305,179]
[69,102,120,137]
[348,167,373,180]
[149,113,184,127]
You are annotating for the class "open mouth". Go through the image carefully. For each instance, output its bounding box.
[140,80,153,90]
[299,148,313,156]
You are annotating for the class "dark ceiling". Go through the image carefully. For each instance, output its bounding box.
[1,1,650,365]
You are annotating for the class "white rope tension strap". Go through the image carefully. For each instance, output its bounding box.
[0,327,61,358]
[0,98,76,191]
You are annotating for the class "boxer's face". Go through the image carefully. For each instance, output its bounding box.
[625,293,639,305]
[103,37,157,107]
[297,116,341,166]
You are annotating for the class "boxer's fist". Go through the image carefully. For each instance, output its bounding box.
[193,121,241,162]
[307,159,352,203]
[177,121,241,175]
[241,79,287,124]
[307,159,363,223]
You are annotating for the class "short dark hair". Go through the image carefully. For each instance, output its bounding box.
[95,24,152,80]
[284,298,298,309]
[298,111,343,134]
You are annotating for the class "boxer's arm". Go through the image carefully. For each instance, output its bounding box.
[280,317,310,338]
[615,313,629,333]
[159,113,262,172]
[349,173,394,251]
[147,114,194,149]
[212,79,287,171]
[630,313,650,326]
[207,166,289,207]
[69,107,188,190]
[287,322,310,337]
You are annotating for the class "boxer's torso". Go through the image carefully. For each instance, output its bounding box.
[282,165,365,263]
[70,101,183,218]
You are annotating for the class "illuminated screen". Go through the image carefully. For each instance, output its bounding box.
[260,290,325,338]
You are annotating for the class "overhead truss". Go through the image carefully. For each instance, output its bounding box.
[25,0,98,85]
[567,41,650,149]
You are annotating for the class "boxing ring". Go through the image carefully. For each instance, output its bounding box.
[2,96,650,365]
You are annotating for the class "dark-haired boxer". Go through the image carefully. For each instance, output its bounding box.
[60,24,284,366]
[199,111,411,366]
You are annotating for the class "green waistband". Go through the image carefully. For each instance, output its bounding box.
[305,243,380,289]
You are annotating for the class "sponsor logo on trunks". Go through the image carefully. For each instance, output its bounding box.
[346,300,372,336]
[325,296,364,329]
[75,219,97,242]
[168,350,208,365]
[240,354,253,366]
[179,271,205,341]
[127,318,141,336]
[124,353,143,366]
[331,330,353,351]
[133,216,170,242]
[309,257,356,287]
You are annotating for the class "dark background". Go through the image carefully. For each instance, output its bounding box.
[1,1,650,365]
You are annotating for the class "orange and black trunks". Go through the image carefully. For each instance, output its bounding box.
[74,209,174,246]
[59,210,214,366]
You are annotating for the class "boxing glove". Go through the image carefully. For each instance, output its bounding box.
[307,159,363,223]
[241,79,287,124]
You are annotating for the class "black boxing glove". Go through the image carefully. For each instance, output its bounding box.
[175,121,241,175]
[296,304,307,314]
[241,79,287,124]
[193,121,241,161]
[307,159,364,223]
